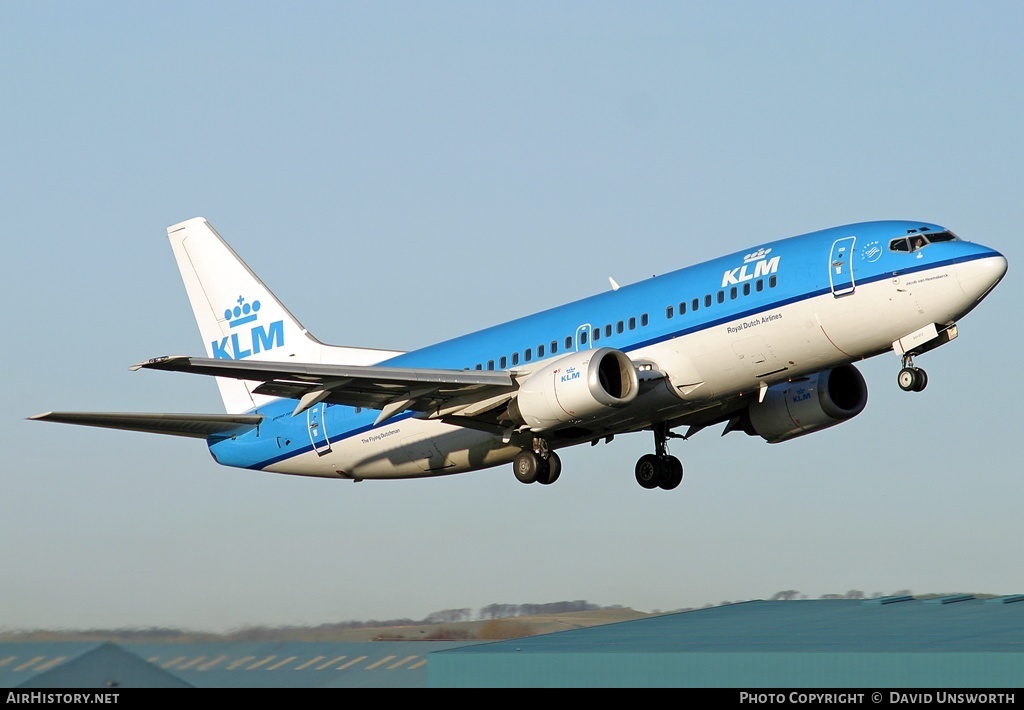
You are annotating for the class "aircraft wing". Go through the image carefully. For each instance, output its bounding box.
[133,355,517,425]
[28,411,263,438]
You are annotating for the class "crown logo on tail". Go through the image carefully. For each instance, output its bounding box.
[212,295,284,360]
[225,296,261,328]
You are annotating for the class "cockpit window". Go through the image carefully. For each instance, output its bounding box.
[889,231,957,253]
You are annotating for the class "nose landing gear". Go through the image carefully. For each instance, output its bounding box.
[897,354,928,392]
[893,323,961,393]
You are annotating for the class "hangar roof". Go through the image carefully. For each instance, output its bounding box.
[439,596,1024,654]
[0,640,482,688]
[5,597,1022,688]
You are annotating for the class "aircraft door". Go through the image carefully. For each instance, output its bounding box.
[829,236,857,296]
[307,403,332,455]
[575,323,593,352]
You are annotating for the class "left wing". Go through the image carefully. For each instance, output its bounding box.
[28,411,263,438]
[133,355,517,426]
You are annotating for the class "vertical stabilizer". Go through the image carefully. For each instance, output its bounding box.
[167,218,402,413]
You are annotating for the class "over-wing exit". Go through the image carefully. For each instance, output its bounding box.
[32,218,1006,490]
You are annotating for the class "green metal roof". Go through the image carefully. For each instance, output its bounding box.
[3,643,191,688]
[1,641,482,689]
[438,596,1024,654]
[428,597,1024,687]
[5,598,1022,688]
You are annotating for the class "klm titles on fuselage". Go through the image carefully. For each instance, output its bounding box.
[722,248,781,288]
[727,312,783,334]
[211,296,285,360]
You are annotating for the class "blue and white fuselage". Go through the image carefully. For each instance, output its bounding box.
[34,218,1006,490]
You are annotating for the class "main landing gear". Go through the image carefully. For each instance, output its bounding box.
[897,354,928,393]
[512,425,686,490]
[513,438,561,485]
[634,422,684,491]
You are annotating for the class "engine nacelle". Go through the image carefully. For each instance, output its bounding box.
[507,348,639,432]
[741,364,868,443]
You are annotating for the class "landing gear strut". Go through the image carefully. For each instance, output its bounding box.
[897,354,928,392]
[634,422,684,490]
[513,438,561,485]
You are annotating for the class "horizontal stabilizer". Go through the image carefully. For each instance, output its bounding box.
[29,411,263,439]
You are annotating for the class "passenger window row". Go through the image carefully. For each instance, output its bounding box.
[665,275,777,320]
[472,274,782,371]
[473,312,651,371]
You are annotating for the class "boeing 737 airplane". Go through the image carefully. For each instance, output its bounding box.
[32,218,1006,490]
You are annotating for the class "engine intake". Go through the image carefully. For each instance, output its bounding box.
[507,348,639,432]
[741,364,868,443]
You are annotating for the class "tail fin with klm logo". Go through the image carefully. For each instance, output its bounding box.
[167,218,403,413]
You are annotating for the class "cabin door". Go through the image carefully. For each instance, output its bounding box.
[829,237,857,296]
[307,403,332,455]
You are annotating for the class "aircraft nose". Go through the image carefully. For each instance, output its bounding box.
[958,251,1008,302]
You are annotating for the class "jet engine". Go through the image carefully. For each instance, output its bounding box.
[737,364,868,443]
[507,348,639,432]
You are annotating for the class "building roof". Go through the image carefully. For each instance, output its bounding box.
[1,640,481,689]
[428,596,1024,687]
[7,643,191,688]
[439,596,1024,654]
[5,597,1023,688]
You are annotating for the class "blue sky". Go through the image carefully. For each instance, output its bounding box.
[3,2,1022,632]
